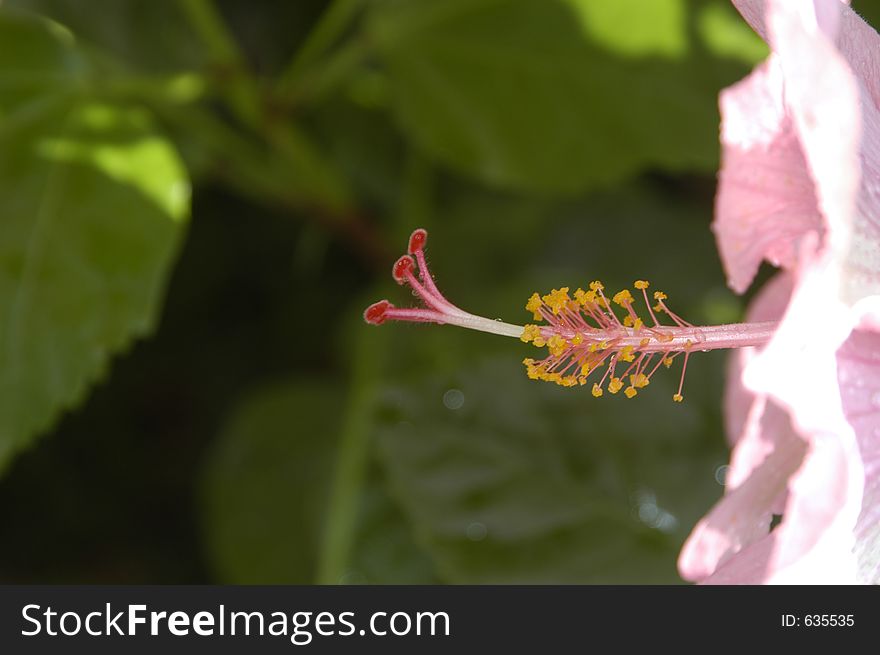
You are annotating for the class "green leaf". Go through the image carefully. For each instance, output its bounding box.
[368,0,764,193]
[6,0,206,73]
[199,380,338,584]
[376,356,726,583]
[199,379,436,584]
[0,10,189,470]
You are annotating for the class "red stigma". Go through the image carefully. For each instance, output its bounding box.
[392,255,415,284]
[408,228,428,254]
[364,300,393,325]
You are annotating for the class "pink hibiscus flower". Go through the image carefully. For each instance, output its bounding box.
[678,0,880,583]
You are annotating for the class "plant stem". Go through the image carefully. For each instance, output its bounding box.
[178,0,260,124]
[277,0,366,100]
[316,326,386,584]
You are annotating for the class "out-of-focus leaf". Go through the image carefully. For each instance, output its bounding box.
[345,475,440,584]
[200,379,437,584]
[199,380,338,584]
[368,0,763,194]
[0,11,189,471]
[376,355,725,583]
[6,0,205,73]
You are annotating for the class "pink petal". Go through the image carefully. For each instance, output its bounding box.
[837,330,880,583]
[712,59,823,294]
[687,0,880,584]
[718,0,880,301]
[678,400,806,581]
[680,273,801,581]
[766,0,880,306]
[722,271,793,450]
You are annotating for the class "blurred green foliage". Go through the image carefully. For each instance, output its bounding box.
[0,0,860,584]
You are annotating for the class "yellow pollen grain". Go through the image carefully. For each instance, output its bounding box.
[623,316,634,327]
[526,293,543,320]
[542,287,571,315]
[613,289,634,306]
[663,357,674,368]
[634,280,649,290]
[630,373,649,388]
[673,393,683,402]
[589,280,604,292]
[547,334,567,356]
[591,383,603,397]
[520,324,540,343]
[620,346,635,363]
[633,318,643,331]
[571,333,583,346]
[653,291,667,301]
[624,386,638,399]
[533,337,546,347]
[608,377,623,394]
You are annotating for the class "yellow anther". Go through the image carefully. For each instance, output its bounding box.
[578,377,587,386]
[623,316,634,327]
[526,293,543,320]
[523,359,542,380]
[630,373,649,388]
[581,364,592,376]
[542,287,571,315]
[612,289,634,306]
[589,343,598,352]
[608,377,623,394]
[673,393,683,402]
[624,386,638,399]
[547,334,567,356]
[634,280,649,290]
[520,324,541,343]
[653,291,667,301]
[533,336,546,347]
[589,280,604,291]
[591,383,603,397]
[639,338,650,347]
[598,341,609,350]
[619,346,635,363]
[653,303,664,313]
[571,333,583,346]
[663,357,674,368]
[632,318,643,332]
